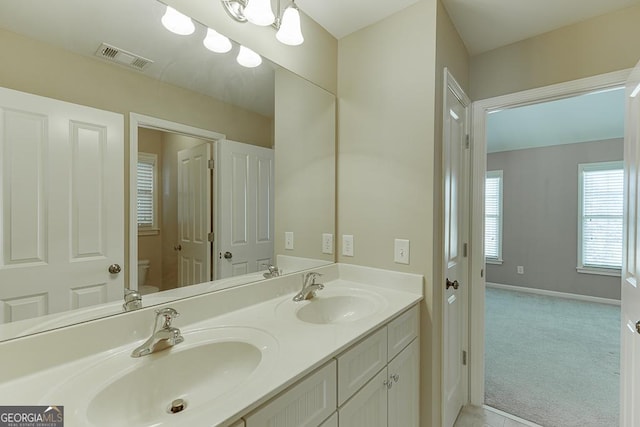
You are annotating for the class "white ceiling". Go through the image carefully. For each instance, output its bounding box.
[441,0,640,55]
[298,0,640,56]
[486,88,625,153]
[296,0,420,39]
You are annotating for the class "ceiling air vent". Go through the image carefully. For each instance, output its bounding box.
[95,43,153,71]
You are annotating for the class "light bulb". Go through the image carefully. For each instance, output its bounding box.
[276,5,304,46]
[161,6,195,35]
[203,28,232,53]
[237,46,262,68]
[243,0,275,26]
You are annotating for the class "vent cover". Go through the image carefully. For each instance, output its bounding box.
[95,43,153,71]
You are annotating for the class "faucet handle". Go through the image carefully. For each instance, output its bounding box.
[155,307,179,328]
[303,271,323,285]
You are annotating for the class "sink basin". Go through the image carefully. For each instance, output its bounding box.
[48,327,277,426]
[287,288,387,325]
[296,295,382,324]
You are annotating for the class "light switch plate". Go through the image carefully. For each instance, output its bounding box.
[342,234,354,257]
[394,239,410,264]
[285,232,294,250]
[322,233,333,254]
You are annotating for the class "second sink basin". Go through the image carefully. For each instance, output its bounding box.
[280,286,387,325]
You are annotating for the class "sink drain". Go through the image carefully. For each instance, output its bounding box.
[168,398,187,414]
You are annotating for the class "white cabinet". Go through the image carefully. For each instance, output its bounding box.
[387,339,420,427]
[244,361,337,427]
[241,304,419,427]
[229,421,245,427]
[337,305,419,427]
[338,339,419,427]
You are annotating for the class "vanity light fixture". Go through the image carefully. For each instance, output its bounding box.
[237,45,262,68]
[221,0,304,46]
[203,28,233,53]
[161,6,195,35]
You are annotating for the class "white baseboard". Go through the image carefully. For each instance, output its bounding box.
[484,405,543,427]
[486,282,621,306]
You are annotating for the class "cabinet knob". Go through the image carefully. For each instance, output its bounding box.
[391,373,399,383]
[383,379,393,390]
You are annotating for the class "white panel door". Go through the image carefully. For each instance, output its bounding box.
[442,70,470,427]
[388,339,420,427]
[177,143,211,287]
[621,58,640,427]
[0,87,123,323]
[218,140,274,279]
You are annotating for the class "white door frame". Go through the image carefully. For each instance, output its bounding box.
[128,113,225,290]
[469,69,631,405]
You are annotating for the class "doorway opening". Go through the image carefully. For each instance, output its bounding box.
[468,70,630,426]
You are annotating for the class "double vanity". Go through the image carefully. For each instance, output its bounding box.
[0,264,423,427]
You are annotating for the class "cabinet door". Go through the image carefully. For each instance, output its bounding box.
[244,361,337,427]
[388,339,419,427]
[338,368,388,427]
[319,412,338,427]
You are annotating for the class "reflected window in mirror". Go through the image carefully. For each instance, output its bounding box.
[137,152,159,235]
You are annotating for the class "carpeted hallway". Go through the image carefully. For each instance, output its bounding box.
[485,286,620,427]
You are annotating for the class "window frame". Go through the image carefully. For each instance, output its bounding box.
[577,160,623,277]
[137,152,159,235]
[485,170,504,265]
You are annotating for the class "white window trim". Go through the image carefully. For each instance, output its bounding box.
[485,170,504,264]
[577,160,623,276]
[137,152,159,234]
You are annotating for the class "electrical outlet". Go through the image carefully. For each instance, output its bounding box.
[285,231,294,250]
[322,233,333,254]
[517,265,524,274]
[342,234,354,257]
[394,239,410,264]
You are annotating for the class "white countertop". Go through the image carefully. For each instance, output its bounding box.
[0,264,423,427]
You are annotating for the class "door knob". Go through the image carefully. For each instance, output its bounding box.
[223,251,233,260]
[173,244,182,251]
[446,278,459,290]
[108,264,121,274]
[636,321,640,334]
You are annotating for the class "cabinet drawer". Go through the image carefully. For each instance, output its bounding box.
[244,360,337,427]
[387,304,419,361]
[336,326,387,406]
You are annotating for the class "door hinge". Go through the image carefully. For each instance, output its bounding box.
[462,350,467,366]
[208,232,214,242]
[465,134,470,149]
[463,243,468,257]
[208,159,214,169]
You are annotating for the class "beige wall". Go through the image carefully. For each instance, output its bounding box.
[165,0,338,94]
[137,128,165,289]
[470,4,640,100]
[274,69,335,261]
[337,1,448,425]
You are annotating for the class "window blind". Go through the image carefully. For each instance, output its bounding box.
[580,164,623,269]
[137,155,155,228]
[485,171,502,260]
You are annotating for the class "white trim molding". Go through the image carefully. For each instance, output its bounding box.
[487,282,621,306]
[469,68,631,406]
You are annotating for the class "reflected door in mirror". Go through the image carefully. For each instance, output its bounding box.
[0,87,124,323]
[218,140,274,278]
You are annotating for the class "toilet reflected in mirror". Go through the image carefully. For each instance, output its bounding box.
[137,260,159,295]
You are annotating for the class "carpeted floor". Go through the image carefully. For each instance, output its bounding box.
[484,286,620,427]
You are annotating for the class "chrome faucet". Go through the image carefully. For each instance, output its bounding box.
[131,307,184,357]
[293,272,324,302]
[123,289,142,312]
[262,263,281,279]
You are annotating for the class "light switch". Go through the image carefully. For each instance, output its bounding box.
[342,234,354,257]
[285,231,294,250]
[394,239,410,264]
[322,233,333,254]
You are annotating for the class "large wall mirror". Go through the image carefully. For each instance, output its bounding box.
[0,0,335,341]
